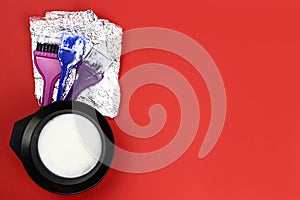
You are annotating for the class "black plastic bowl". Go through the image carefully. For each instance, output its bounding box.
[10,101,115,195]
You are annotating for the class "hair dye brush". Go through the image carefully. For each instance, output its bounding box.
[56,33,86,101]
[34,43,61,107]
[64,48,113,100]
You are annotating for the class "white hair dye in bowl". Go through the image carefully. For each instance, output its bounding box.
[37,113,103,178]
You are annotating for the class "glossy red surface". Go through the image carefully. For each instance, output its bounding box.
[1,0,300,199]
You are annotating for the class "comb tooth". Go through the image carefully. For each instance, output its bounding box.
[52,44,58,53]
[36,43,41,51]
[49,44,53,53]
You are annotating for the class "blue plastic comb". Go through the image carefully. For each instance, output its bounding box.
[56,33,86,101]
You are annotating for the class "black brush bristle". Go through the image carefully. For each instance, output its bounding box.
[36,43,59,53]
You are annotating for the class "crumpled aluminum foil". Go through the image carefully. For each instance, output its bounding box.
[30,10,122,118]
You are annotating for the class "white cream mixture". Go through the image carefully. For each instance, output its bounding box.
[37,113,102,178]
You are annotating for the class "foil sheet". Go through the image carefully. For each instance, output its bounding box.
[30,10,122,118]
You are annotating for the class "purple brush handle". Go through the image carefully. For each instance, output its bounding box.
[34,51,61,107]
[65,62,103,100]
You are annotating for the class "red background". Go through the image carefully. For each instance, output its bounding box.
[1,0,300,199]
